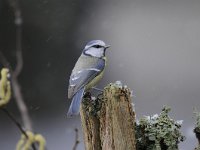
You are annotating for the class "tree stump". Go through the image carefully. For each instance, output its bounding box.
[80,82,136,150]
[194,127,200,150]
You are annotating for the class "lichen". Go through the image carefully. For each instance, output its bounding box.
[82,92,103,117]
[194,108,200,131]
[136,106,185,150]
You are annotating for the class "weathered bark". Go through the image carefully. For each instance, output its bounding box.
[80,83,136,150]
[80,105,101,150]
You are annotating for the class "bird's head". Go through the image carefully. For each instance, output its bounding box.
[83,40,110,58]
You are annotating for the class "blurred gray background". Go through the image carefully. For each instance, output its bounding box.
[0,0,200,149]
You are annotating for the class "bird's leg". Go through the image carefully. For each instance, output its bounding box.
[92,87,103,92]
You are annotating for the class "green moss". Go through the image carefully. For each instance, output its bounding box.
[136,106,185,150]
[82,92,103,117]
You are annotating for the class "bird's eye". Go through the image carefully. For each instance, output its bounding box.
[93,45,101,48]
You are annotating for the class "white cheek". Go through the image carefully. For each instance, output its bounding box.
[85,48,104,57]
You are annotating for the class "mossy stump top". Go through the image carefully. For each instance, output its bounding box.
[80,82,136,150]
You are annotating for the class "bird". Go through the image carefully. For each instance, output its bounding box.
[67,40,110,117]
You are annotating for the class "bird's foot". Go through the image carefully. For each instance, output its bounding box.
[92,87,103,92]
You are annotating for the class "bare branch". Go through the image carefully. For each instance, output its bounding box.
[72,128,80,150]
[11,78,33,131]
[4,0,32,131]
[13,31,23,77]
[1,108,28,138]
[6,0,23,77]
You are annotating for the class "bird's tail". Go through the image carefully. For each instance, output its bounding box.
[67,88,84,117]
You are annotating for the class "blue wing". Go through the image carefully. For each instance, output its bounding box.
[68,58,105,99]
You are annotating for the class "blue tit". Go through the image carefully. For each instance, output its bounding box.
[67,40,110,117]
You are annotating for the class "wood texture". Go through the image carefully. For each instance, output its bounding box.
[80,83,136,150]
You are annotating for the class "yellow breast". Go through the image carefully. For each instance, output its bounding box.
[85,57,107,90]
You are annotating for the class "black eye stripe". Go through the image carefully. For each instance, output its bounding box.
[93,45,102,48]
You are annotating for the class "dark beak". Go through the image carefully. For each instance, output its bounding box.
[104,45,111,49]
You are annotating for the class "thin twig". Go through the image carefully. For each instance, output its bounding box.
[5,0,33,131]
[72,128,80,150]
[13,29,23,77]
[11,78,33,131]
[1,108,37,150]
[1,108,28,138]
